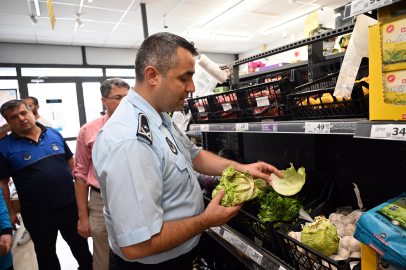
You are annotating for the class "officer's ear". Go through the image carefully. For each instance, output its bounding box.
[144,66,160,86]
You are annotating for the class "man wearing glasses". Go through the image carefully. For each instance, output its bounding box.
[73,78,130,270]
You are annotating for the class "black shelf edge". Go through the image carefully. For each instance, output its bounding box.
[238,52,345,81]
[206,225,293,270]
[220,25,353,69]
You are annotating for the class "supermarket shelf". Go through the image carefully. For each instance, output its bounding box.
[354,120,406,141]
[190,119,362,135]
[239,52,346,80]
[206,225,293,270]
[185,131,201,138]
[220,24,353,69]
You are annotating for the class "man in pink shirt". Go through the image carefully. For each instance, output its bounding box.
[73,78,130,270]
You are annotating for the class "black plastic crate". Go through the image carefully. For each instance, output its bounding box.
[298,58,343,84]
[211,91,247,123]
[256,70,292,84]
[203,171,333,260]
[276,221,361,270]
[287,67,369,120]
[238,78,294,122]
[188,96,217,124]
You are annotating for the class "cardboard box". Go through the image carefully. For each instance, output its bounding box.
[369,23,406,120]
[379,1,406,24]
[214,86,230,94]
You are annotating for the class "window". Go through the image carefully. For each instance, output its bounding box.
[0,68,17,76]
[106,69,134,77]
[22,68,103,77]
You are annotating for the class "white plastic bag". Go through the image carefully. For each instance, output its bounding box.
[172,111,192,132]
[333,15,378,98]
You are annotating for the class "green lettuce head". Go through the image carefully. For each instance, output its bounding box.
[212,167,264,207]
[270,163,305,196]
[302,216,340,256]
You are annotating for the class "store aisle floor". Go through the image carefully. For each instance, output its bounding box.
[11,220,93,270]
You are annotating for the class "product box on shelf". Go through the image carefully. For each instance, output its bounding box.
[214,86,230,94]
[187,96,216,124]
[369,23,406,121]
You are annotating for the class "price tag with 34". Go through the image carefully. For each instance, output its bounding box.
[371,125,406,140]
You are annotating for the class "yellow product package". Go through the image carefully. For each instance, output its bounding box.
[383,70,406,105]
[382,18,406,72]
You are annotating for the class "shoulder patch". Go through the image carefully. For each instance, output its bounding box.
[137,113,152,144]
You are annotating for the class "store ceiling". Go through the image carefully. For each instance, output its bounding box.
[0,0,349,54]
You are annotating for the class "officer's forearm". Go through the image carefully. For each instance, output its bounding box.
[192,149,242,176]
[74,178,89,219]
[120,214,209,260]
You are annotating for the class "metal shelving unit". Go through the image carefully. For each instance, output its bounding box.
[206,225,293,270]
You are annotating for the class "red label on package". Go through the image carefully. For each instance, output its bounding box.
[403,114,406,119]
[369,243,385,256]
[373,233,389,246]
[388,74,396,83]
[403,79,406,84]
[387,25,395,33]
[402,27,406,33]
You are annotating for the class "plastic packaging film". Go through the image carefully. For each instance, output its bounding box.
[197,54,228,83]
[333,15,378,99]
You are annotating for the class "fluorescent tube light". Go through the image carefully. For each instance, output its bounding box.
[33,0,40,16]
[200,0,245,26]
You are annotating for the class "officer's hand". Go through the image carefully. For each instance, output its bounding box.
[203,189,243,228]
[0,235,12,255]
[241,162,283,186]
[9,211,20,230]
[77,217,91,238]
[0,242,6,257]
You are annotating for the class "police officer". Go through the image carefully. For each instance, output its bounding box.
[92,32,283,270]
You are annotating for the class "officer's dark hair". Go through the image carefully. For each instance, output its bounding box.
[100,78,131,98]
[0,100,31,121]
[135,32,198,84]
[25,96,39,106]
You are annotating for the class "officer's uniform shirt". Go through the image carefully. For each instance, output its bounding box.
[0,123,75,215]
[92,90,204,264]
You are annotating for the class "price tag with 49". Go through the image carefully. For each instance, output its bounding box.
[305,122,331,134]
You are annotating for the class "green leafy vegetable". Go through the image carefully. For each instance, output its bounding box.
[270,163,306,196]
[302,216,340,256]
[257,186,306,226]
[212,167,263,207]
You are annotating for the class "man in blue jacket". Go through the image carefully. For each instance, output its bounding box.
[0,186,13,270]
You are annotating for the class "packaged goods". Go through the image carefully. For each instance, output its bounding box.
[382,19,406,72]
[354,193,406,269]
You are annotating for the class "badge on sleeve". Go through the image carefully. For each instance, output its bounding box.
[173,122,182,137]
[166,137,178,155]
[137,113,152,144]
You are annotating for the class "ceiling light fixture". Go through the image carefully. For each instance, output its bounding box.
[263,6,321,36]
[88,0,93,2]
[334,13,342,18]
[30,16,38,24]
[200,0,245,27]
[164,17,168,29]
[76,14,84,27]
[33,0,41,16]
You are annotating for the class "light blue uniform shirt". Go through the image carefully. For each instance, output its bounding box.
[92,90,204,264]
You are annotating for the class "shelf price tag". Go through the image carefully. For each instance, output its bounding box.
[211,227,221,235]
[197,106,205,113]
[346,0,392,18]
[222,230,248,253]
[222,103,232,111]
[236,123,249,131]
[201,124,209,132]
[256,96,270,107]
[246,245,263,265]
[305,122,331,134]
[371,125,406,140]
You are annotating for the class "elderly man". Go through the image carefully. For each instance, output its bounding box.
[73,78,130,270]
[0,100,92,270]
[92,32,283,270]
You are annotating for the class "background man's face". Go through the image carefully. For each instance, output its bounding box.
[101,86,129,116]
[24,98,38,116]
[4,104,36,134]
